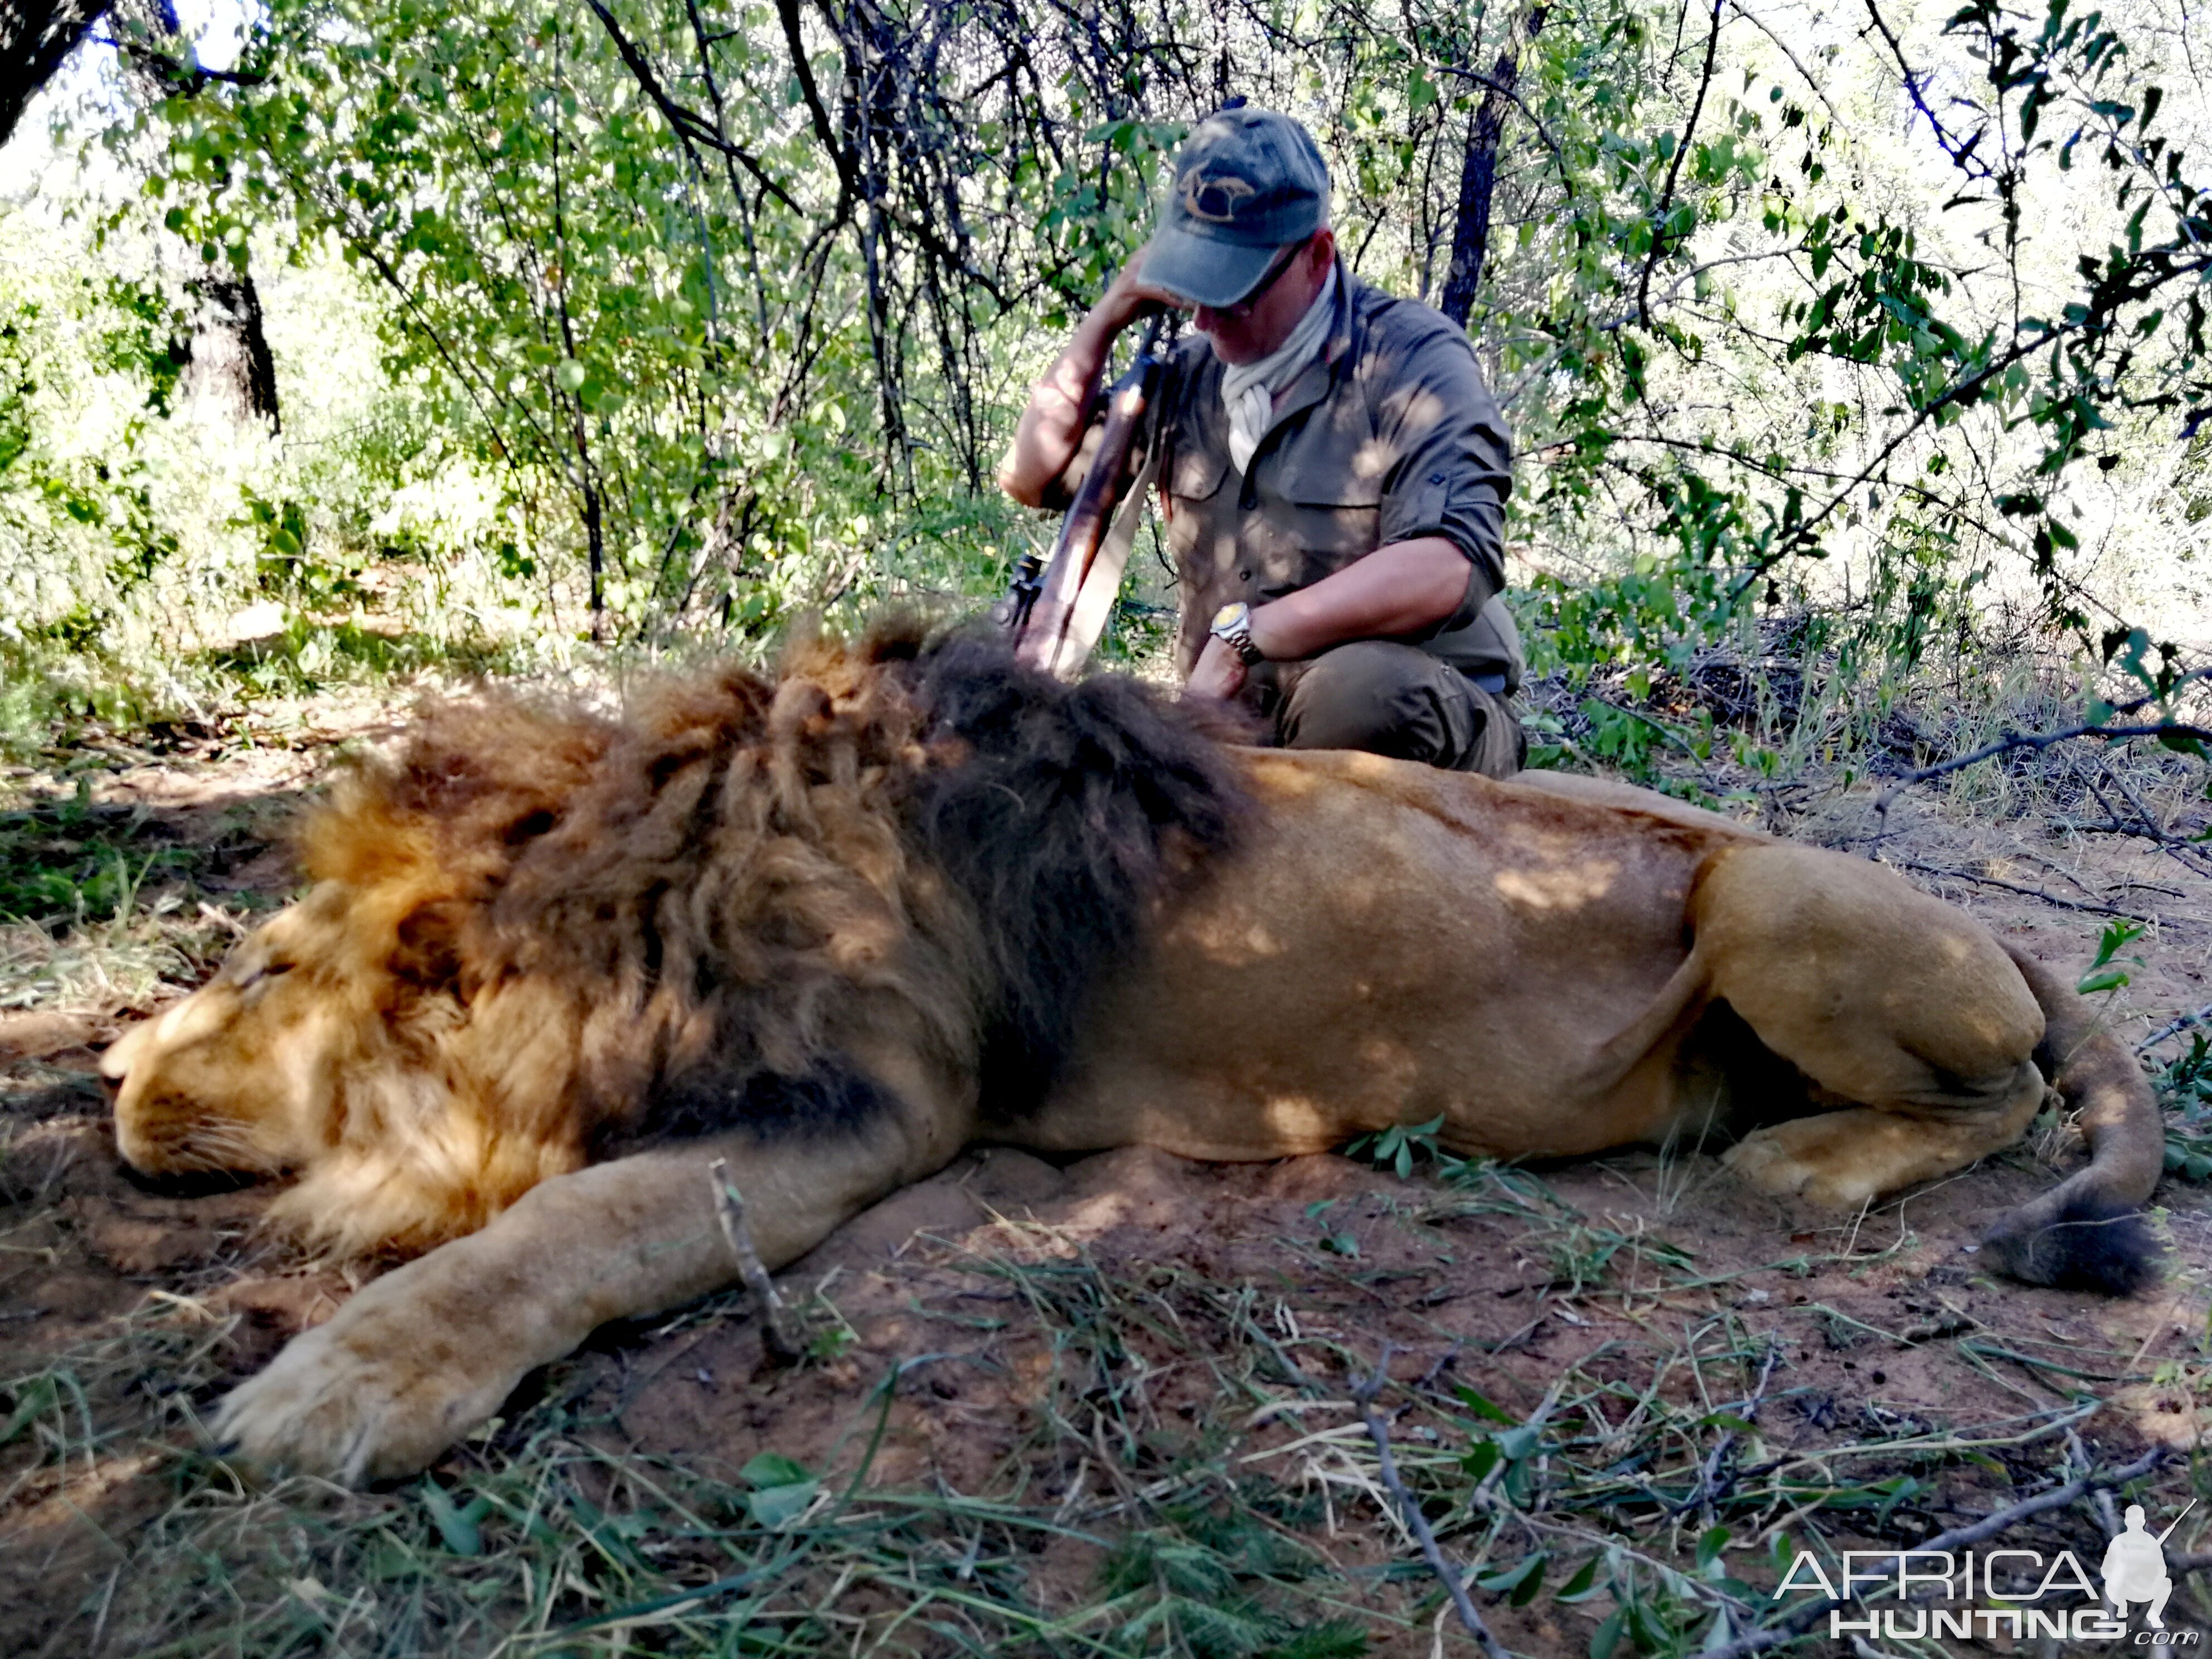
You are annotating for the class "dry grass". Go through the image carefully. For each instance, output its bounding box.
[5,1146,2210,1658]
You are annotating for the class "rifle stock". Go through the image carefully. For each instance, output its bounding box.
[996,313,1167,675]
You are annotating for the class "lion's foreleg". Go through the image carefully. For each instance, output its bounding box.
[212,1103,956,1485]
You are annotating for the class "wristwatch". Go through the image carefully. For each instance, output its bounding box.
[1209,601,1266,666]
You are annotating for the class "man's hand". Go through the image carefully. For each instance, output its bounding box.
[1183,635,1249,704]
[1092,248,1184,339]
[998,248,1185,508]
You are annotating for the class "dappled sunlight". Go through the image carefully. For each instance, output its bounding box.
[1493,855,1623,912]
[1166,911,1289,967]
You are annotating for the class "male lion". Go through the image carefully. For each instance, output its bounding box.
[103,625,2163,1483]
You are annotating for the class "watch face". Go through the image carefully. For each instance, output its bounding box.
[1212,601,1247,631]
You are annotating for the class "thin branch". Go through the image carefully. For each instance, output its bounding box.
[1353,1347,1511,1659]
[1875,721,2212,823]
[708,1158,803,1365]
[2138,1002,2212,1054]
[578,0,800,211]
[1636,0,1726,327]
[1675,1340,1781,1523]
[777,0,857,206]
[1879,857,2159,923]
[1727,0,1846,128]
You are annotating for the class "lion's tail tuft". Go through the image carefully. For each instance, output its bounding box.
[1982,1191,2161,1294]
[1981,947,2165,1295]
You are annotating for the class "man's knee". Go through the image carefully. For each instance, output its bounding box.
[1276,641,1520,776]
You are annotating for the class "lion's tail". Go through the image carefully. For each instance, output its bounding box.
[1981,945,2165,1294]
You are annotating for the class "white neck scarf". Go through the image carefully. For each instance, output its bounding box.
[1219,267,1337,474]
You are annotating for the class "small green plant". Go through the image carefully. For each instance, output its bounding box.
[2076,919,2147,996]
[1100,1506,1365,1659]
[2155,1033,2212,1181]
[1343,1113,1447,1179]
[1303,1198,1360,1258]
[0,786,201,926]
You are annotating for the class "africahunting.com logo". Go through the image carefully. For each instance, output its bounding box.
[1774,1501,2199,1645]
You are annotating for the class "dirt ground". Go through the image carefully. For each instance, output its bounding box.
[2,722,2210,1657]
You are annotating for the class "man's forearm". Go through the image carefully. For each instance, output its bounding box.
[1247,537,1480,661]
[999,251,1177,507]
[997,316,1118,507]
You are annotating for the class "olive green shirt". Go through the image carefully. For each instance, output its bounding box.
[1153,263,1522,688]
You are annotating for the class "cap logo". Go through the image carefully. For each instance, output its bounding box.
[1179,166,1256,225]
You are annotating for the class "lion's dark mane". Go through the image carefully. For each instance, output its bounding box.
[899,633,1245,1105]
[309,622,1246,1153]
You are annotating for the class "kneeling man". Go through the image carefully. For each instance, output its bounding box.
[1000,104,1525,776]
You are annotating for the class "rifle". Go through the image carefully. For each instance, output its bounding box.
[995,311,1168,676]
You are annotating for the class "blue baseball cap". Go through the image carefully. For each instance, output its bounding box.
[1144,106,1332,309]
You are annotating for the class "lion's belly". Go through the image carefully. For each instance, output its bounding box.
[1013,751,1755,1161]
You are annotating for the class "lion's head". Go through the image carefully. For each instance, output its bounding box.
[103,626,1244,1257]
[105,690,618,1253]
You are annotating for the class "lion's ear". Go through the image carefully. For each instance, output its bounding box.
[297,788,442,890]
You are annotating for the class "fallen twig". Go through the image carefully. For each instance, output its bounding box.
[1879,856,2156,921]
[1353,1347,1511,1659]
[707,1158,802,1365]
[2137,1001,2212,1054]
[1700,1444,2173,1658]
[2066,1429,2122,1538]
[1677,1338,1782,1523]
[1872,705,2212,826]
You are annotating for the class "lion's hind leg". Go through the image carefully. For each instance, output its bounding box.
[1692,844,2050,1210]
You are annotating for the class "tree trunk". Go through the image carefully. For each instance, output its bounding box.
[180,274,282,430]
[1438,3,1548,329]
[0,0,114,151]
[104,0,284,431]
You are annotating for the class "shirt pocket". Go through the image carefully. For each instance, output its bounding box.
[1268,420,1385,559]
[1167,445,1230,506]
[1269,489,1383,567]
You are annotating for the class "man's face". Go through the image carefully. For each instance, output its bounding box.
[1190,230,1335,366]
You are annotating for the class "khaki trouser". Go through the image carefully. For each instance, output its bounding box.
[1265,639,1524,779]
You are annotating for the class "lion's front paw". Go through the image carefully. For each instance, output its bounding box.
[210,1285,524,1485]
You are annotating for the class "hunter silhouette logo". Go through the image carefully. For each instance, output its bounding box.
[1179,168,1256,224]
[2106,1501,2194,1629]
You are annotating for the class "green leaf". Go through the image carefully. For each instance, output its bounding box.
[1497,1424,1541,1461]
[743,1451,812,1487]
[746,1480,819,1529]
[554,358,587,392]
[0,1377,57,1447]
[1555,1555,1604,1603]
[1481,1550,1550,1605]
[742,1454,820,1527]
[1452,1386,1519,1425]
[421,1482,491,1555]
